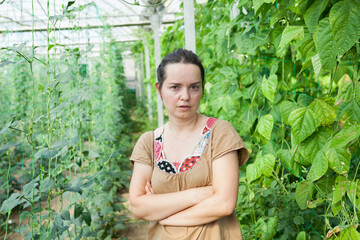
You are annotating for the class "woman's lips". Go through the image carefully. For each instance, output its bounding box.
[178,105,191,110]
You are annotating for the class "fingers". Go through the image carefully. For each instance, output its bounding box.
[145,181,154,195]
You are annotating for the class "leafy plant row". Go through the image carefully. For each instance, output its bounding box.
[0,2,138,239]
[131,0,359,239]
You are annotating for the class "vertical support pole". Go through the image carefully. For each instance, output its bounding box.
[135,63,140,102]
[184,0,196,53]
[140,52,146,105]
[144,38,153,121]
[150,13,164,127]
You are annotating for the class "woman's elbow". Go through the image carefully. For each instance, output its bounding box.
[130,204,144,220]
[218,199,237,216]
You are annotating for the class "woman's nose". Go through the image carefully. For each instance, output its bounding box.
[180,89,190,101]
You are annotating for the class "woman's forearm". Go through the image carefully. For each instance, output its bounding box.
[158,191,236,226]
[130,186,212,221]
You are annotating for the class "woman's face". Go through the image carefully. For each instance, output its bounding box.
[156,63,202,120]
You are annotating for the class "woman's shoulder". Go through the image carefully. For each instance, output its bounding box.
[212,118,235,130]
[136,131,154,144]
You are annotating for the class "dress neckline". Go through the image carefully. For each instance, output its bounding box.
[154,117,217,174]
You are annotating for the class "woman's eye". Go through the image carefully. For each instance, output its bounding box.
[191,85,199,90]
[170,86,179,90]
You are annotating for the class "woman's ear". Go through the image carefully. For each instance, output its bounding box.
[155,82,162,99]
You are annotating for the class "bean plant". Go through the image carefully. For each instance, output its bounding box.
[132,0,360,239]
[0,2,140,239]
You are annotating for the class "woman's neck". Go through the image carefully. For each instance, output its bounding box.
[167,113,200,134]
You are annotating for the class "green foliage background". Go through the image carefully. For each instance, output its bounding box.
[1,0,360,239]
[0,2,146,239]
[131,0,360,239]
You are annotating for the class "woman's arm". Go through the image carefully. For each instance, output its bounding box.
[129,162,212,221]
[159,150,239,226]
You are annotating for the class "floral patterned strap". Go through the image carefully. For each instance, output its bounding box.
[154,117,218,175]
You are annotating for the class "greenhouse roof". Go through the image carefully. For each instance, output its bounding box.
[0,0,182,55]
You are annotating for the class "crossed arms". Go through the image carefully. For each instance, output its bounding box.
[129,150,239,227]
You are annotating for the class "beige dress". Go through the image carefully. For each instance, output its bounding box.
[130,118,249,240]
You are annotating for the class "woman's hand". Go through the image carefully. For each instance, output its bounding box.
[145,181,154,195]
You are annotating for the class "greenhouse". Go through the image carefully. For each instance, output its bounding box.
[0,0,359,239]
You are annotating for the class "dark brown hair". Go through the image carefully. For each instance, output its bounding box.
[156,48,205,90]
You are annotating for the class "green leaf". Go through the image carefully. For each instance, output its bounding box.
[307,150,328,182]
[329,124,360,148]
[335,74,355,103]
[296,231,306,240]
[256,114,274,140]
[337,99,360,122]
[241,74,255,86]
[316,18,338,70]
[14,225,28,234]
[332,176,349,204]
[0,193,21,213]
[255,216,278,240]
[288,107,321,143]
[82,211,91,226]
[65,186,82,194]
[74,204,84,219]
[293,216,304,225]
[307,198,325,208]
[20,211,30,221]
[277,26,304,56]
[295,181,314,210]
[339,226,360,240]
[329,0,360,56]
[326,147,351,174]
[253,0,274,15]
[259,154,276,177]
[288,0,309,14]
[304,0,329,32]
[311,54,322,79]
[280,100,297,125]
[262,74,278,102]
[246,163,261,183]
[277,149,301,177]
[331,200,342,215]
[0,117,16,134]
[347,181,360,209]
[40,177,56,193]
[308,99,336,125]
[59,210,71,221]
[299,127,332,166]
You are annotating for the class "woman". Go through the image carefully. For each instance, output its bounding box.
[129,48,249,240]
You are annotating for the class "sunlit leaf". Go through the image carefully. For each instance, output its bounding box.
[329,0,360,55]
[347,181,360,209]
[308,99,336,125]
[277,26,304,56]
[326,147,351,174]
[296,231,306,240]
[316,18,338,70]
[256,114,274,140]
[299,127,332,166]
[332,176,349,204]
[262,74,278,102]
[246,163,261,183]
[288,107,321,143]
[307,150,328,182]
[259,154,275,177]
[295,181,314,210]
[337,99,360,122]
[304,0,329,32]
[280,100,297,125]
[339,226,360,239]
